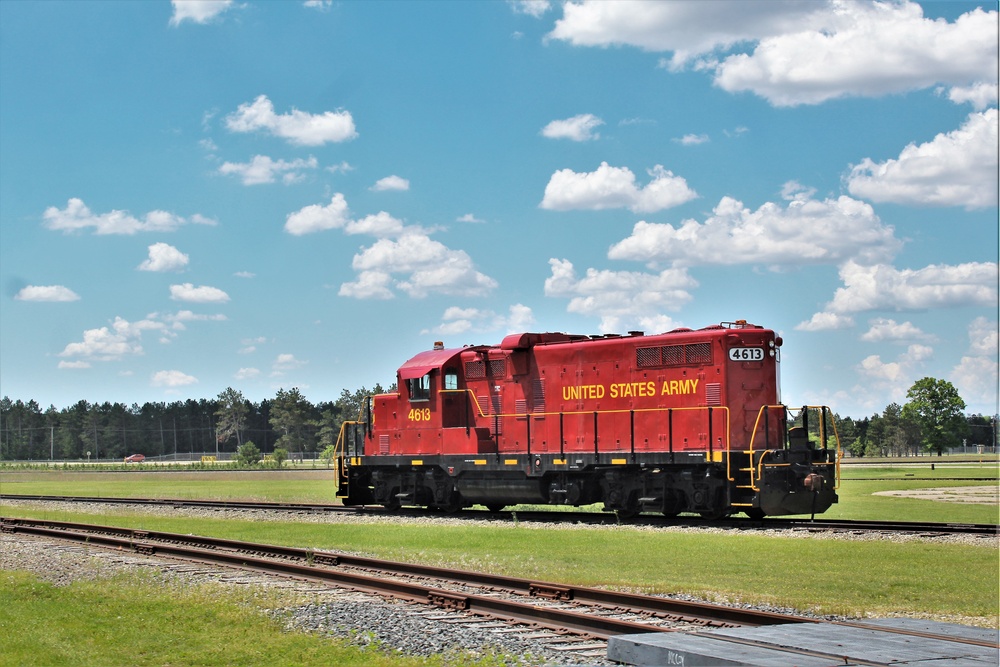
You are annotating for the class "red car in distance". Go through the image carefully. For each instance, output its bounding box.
[124,454,145,463]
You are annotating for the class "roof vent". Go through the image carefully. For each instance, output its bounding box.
[433,341,444,350]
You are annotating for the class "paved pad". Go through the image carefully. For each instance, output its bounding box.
[607,619,999,666]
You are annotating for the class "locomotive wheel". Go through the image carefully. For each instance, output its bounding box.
[381,497,401,512]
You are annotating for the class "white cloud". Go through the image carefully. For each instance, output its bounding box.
[426,303,536,337]
[169,0,234,26]
[456,213,485,224]
[138,243,189,272]
[430,307,498,336]
[540,162,697,213]
[303,0,333,10]
[947,81,999,110]
[238,336,266,354]
[673,133,709,146]
[287,197,495,300]
[58,311,226,364]
[338,270,395,300]
[225,95,357,146]
[345,211,406,237]
[544,258,695,333]
[343,232,498,299]
[151,370,198,387]
[713,3,998,106]
[859,318,934,344]
[159,310,228,329]
[234,367,261,380]
[951,355,999,414]
[506,303,536,332]
[284,193,351,235]
[541,114,604,141]
[370,175,410,192]
[548,0,823,67]
[272,353,306,375]
[234,271,255,278]
[949,316,999,410]
[858,344,933,384]
[846,109,998,210]
[58,360,91,370]
[43,198,216,235]
[608,193,898,269]
[548,2,998,108]
[826,261,998,314]
[169,283,230,303]
[59,317,165,361]
[966,316,999,358]
[510,0,550,18]
[14,285,80,302]
[326,161,355,174]
[795,312,855,332]
[218,155,318,185]
[799,260,998,331]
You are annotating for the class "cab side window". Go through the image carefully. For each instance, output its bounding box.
[444,368,458,390]
[408,374,430,401]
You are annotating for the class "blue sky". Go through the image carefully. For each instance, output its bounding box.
[1,0,997,419]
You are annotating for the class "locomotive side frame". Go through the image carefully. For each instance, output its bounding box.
[335,322,840,518]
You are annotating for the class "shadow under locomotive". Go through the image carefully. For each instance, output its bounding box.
[336,322,840,519]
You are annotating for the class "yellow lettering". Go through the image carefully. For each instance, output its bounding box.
[563,384,607,401]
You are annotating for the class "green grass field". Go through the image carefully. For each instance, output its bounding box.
[2,461,997,665]
[0,571,507,667]
[3,459,997,523]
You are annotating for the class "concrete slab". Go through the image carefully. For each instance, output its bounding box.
[608,620,999,666]
[849,617,999,645]
[711,622,998,665]
[607,631,839,666]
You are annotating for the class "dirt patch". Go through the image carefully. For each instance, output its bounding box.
[873,486,999,505]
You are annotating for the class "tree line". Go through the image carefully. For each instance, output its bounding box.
[0,385,388,462]
[0,377,994,462]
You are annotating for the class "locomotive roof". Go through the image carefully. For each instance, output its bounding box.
[397,347,464,379]
[398,322,768,378]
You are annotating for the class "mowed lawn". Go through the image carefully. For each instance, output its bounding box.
[1,462,997,626]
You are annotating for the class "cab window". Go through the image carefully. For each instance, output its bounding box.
[444,368,458,390]
[408,374,430,401]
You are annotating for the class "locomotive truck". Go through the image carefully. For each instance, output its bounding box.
[336,320,840,518]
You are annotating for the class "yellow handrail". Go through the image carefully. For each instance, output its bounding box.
[746,405,843,492]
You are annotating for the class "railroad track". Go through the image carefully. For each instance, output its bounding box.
[5,516,996,666]
[3,493,997,536]
[1,516,804,640]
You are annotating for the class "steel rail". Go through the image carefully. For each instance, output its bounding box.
[3,494,997,535]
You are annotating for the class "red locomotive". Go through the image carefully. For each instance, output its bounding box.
[336,321,840,518]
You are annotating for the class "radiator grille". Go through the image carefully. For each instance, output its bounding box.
[637,343,713,368]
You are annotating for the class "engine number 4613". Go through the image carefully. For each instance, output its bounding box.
[728,347,764,361]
